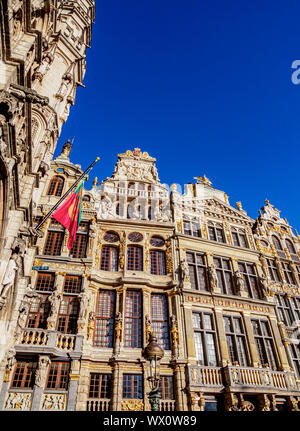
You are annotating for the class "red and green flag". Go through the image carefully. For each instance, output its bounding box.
[52,180,84,250]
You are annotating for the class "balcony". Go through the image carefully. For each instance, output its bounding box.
[188,364,300,393]
[86,399,110,411]
[15,328,83,357]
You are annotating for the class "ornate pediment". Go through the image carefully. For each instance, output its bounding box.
[259,200,290,226]
[203,198,254,225]
[111,148,160,183]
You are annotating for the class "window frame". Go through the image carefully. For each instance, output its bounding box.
[100,245,119,272]
[251,319,279,370]
[124,290,142,348]
[151,294,170,350]
[122,374,143,399]
[192,311,218,366]
[238,261,261,299]
[47,176,64,197]
[186,251,209,291]
[223,315,250,367]
[94,289,116,348]
[213,256,234,295]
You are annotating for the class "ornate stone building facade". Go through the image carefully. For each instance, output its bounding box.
[0,146,299,411]
[0,0,95,361]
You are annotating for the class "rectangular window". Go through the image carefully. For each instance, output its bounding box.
[186,251,209,291]
[70,221,89,258]
[35,272,55,291]
[26,294,50,329]
[57,296,80,334]
[213,257,234,295]
[224,315,249,366]
[100,246,119,271]
[11,360,37,389]
[159,376,174,400]
[238,262,260,299]
[94,290,115,348]
[63,275,82,294]
[151,294,170,350]
[251,319,278,370]
[150,250,166,275]
[46,362,70,390]
[44,230,64,256]
[89,373,112,399]
[281,262,295,285]
[127,246,143,271]
[291,297,300,321]
[192,312,218,366]
[122,374,143,399]
[231,228,248,248]
[290,343,300,379]
[274,295,293,326]
[183,220,201,237]
[124,291,142,348]
[267,259,280,283]
[208,222,225,243]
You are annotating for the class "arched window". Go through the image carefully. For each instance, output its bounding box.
[150,250,166,275]
[286,239,296,255]
[100,246,119,271]
[272,235,282,250]
[127,245,143,271]
[82,195,90,202]
[47,176,64,196]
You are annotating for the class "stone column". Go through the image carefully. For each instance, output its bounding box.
[214,308,230,365]
[67,359,81,411]
[111,362,122,411]
[31,355,51,411]
[269,316,290,371]
[242,312,260,366]
[174,364,188,411]
[182,305,196,359]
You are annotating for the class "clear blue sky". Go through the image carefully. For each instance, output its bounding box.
[55,0,300,229]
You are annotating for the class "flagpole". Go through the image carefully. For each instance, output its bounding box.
[33,157,100,233]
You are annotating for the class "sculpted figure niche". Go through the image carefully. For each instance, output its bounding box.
[0,253,19,310]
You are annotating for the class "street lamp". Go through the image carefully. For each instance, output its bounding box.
[143,332,164,411]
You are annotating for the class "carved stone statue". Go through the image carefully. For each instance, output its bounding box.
[78,288,89,320]
[0,253,18,308]
[145,314,152,342]
[235,271,246,295]
[47,290,61,329]
[180,259,190,284]
[35,356,51,388]
[259,274,272,297]
[87,311,95,339]
[208,263,218,290]
[14,303,29,339]
[100,194,114,218]
[114,311,122,340]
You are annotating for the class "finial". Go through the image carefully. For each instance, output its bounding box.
[224,193,229,204]
[265,198,270,205]
[194,175,212,186]
[93,177,98,186]
[236,201,242,211]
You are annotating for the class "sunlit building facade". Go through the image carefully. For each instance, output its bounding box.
[0,144,299,411]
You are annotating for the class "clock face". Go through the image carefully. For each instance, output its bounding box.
[128,232,143,243]
[103,232,119,243]
[150,236,165,247]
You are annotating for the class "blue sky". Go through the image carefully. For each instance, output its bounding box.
[56,0,300,229]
